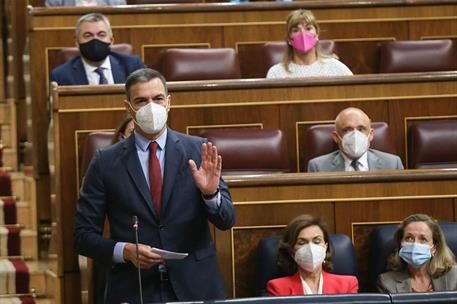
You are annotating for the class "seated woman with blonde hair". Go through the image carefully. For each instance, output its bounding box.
[377,214,457,293]
[267,214,358,296]
[266,9,353,79]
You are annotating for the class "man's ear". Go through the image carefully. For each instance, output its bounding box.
[166,95,171,112]
[331,131,340,144]
[123,100,131,113]
[368,127,374,143]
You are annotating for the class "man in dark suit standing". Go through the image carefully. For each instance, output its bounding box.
[74,68,236,303]
[50,13,145,85]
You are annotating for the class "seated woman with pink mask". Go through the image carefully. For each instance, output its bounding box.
[267,214,358,296]
[266,9,353,78]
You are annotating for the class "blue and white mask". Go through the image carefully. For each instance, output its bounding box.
[399,242,432,268]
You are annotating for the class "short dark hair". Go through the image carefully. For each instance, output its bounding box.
[125,68,168,101]
[75,13,112,39]
[278,214,333,274]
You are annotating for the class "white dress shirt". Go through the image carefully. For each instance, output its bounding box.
[342,151,369,171]
[81,56,114,85]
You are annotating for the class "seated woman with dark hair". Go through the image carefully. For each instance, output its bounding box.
[112,115,134,144]
[377,214,457,293]
[267,214,358,296]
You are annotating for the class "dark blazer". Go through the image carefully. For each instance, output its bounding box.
[307,148,404,172]
[377,266,457,293]
[50,52,145,85]
[74,129,236,303]
[267,271,359,296]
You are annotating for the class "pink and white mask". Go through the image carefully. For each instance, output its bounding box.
[290,31,318,54]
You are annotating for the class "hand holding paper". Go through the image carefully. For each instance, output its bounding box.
[151,247,188,260]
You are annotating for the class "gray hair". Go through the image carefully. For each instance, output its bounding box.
[125,68,168,101]
[75,13,113,39]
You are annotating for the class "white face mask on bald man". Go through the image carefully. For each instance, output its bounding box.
[131,102,168,134]
[341,130,369,159]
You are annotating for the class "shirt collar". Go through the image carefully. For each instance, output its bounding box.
[134,128,168,152]
[81,54,112,75]
[341,150,369,171]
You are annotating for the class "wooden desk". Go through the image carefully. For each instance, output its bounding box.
[53,71,457,171]
[29,0,457,175]
[50,72,457,302]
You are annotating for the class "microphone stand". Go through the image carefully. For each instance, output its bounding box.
[133,216,144,304]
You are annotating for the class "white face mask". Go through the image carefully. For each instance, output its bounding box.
[294,243,327,273]
[341,130,369,159]
[131,102,168,134]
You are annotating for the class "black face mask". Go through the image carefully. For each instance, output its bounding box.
[79,39,111,62]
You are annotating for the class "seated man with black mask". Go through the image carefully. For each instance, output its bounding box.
[50,13,145,86]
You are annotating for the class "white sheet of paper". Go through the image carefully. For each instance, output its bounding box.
[151,247,188,260]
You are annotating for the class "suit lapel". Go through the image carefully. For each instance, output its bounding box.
[121,135,158,218]
[394,271,411,292]
[331,151,345,171]
[110,54,126,83]
[432,272,448,291]
[72,57,89,85]
[367,149,383,170]
[161,129,185,216]
[291,272,305,295]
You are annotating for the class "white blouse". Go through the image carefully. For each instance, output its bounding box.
[300,272,324,295]
[266,58,353,78]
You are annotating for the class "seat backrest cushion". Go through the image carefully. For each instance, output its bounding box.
[160,48,241,81]
[200,128,289,174]
[408,120,457,169]
[79,132,115,178]
[379,39,457,73]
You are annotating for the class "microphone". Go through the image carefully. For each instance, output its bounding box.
[133,216,144,304]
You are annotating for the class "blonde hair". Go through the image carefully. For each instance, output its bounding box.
[388,214,456,278]
[282,9,332,73]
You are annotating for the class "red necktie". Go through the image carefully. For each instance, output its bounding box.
[149,142,162,217]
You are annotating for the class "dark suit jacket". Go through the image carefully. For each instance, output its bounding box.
[74,129,236,303]
[50,52,145,85]
[377,266,457,293]
[307,148,404,172]
[267,271,359,296]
